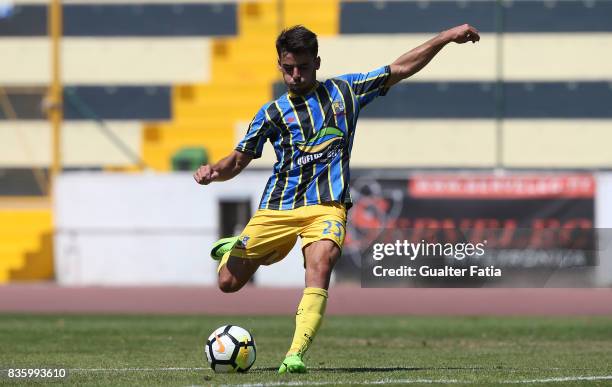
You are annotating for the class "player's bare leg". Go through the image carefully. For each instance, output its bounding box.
[217,256,260,293]
[210,236,261,293]
[279,239,341,374]
[303,239,341,289]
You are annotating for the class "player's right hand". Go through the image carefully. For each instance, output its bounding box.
[442,24,480,44]
[193,164,219,185]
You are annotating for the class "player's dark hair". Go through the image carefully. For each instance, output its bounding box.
[276,25,318,58]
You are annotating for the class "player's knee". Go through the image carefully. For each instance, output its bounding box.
[218,279,238,293]
[218,272,240,293]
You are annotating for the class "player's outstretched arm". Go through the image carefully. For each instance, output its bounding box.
[193,150,253,185]
[385,24,480,88]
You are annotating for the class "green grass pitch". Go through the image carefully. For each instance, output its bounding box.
[1,314,611,386]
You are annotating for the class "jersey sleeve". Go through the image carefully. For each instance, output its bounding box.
[235,105,272,159]
[335,65,391,109]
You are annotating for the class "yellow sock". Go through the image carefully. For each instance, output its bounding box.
[287,287,328,357]
[217,251,231,273]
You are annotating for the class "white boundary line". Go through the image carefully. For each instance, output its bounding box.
[218,375,612,387]
[4,368,611,385]
[505,375,612,384]
[217,380,460,387]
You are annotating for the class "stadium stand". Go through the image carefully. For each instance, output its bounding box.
[0,0,338,281]
[323,0,612,168]
[143,0,337,170]
[1,0,612,282]
[0,0,239,281]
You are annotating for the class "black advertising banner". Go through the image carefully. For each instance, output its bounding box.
[339,172,597,287]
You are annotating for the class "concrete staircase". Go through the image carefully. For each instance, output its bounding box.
[141,0,339,170]
[0,208,53,283]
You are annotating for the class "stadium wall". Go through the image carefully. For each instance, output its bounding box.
[53,171,310,286]
[596,173,612,286]
[0,121,141,167]
[0,38,212,85]
[53,171,612,287]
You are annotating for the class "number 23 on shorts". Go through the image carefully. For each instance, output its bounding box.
[322,220,344,240]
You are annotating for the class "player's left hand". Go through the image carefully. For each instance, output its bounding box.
[442,24,480,44]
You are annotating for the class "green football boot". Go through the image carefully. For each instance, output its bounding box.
[278,354,307,374]
[210,236,239,261]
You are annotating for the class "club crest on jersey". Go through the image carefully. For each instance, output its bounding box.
[235,235,250,249]
[332,101,345,116]
[296,126,344,166]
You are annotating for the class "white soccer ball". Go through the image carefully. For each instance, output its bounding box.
[204,325,256,373]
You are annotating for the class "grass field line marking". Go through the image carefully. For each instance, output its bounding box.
[217,379,460,387]
[504,375,612,384]
[218,375,612,387]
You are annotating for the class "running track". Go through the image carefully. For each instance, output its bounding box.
[1,285,611,315]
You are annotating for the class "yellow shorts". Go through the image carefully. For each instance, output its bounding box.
[230,202,347,265]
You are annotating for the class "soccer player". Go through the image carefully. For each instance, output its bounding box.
[194,24,480,373]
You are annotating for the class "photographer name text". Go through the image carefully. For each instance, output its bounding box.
[370,240,501,278]
[372,265,501,278]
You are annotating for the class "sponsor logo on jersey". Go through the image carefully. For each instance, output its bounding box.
[296,126,345,166]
